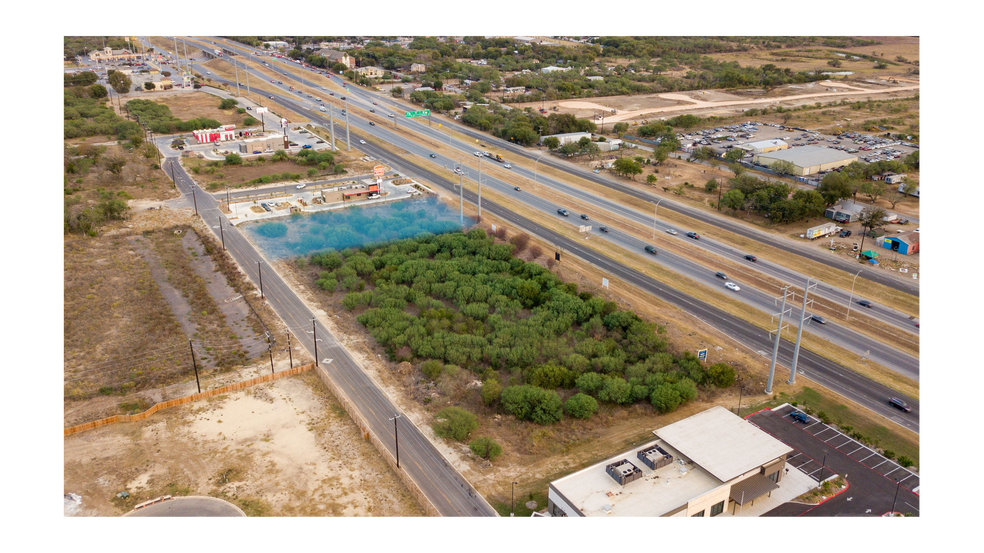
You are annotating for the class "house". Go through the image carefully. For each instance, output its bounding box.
[317,49,353,69]
[541,65,570,73]
[586,76,604,81]
[355,66,385,78]
[410,63,426,73]
[898,181,919,197]
[540,132,592,146]
[414,86,434,92]
[503,86,526,94]
[824,202,866,223]
[881,232,919,255]
[548,407,794,517]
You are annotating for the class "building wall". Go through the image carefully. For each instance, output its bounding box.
[547,485,581,517]
[685,482,731,517]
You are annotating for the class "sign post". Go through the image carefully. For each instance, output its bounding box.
[404,109,431,118]
[373,164,385,186]
[697,349,708,361]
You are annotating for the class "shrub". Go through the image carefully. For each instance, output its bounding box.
[563,393,598,419]
[817,410,831,424]
[575,372,606,395]
[481,378,502,406]
[420,360,444,380]
[897,456,914,468]
[650,383,682,413]
[243,116,258,126]
[219,98,238,109]
[469,437,502,461]
[882,450,896,460]
[224,153,243,165]
[500,385,563,425]
[432,407,478,442]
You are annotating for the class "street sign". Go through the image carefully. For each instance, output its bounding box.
[697,349,708,361]
[404,109,430,118]
[602,278,609,289]
[373,165,385,178]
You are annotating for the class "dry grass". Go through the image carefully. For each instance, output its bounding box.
[145,92,248,126]
[65,141,179,203]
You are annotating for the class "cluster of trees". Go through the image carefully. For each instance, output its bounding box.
[65,71,99,88]
[64,36,130,60]
[124,99,221,134]
[308,230,736,425]
[65,189,130,236]
[459,105,598,147]
[718,173,825,223]
[107,70,132,94]
[64,89,142,141]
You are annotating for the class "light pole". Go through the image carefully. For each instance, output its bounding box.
[389,414,402,469]
[478,156,482,220]
[257,260,263,298]
[533,153,543,191]
[310,318,319,368]
[846,269,862,321]
[817,453,827,488]
[652,199,661,239]
[891,479,902,516]
[736,385,745,416]
[511,481,518,517]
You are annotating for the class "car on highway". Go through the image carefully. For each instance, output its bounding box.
[725,282,740,292]
[790,411,809,423]
[858,299,873,308]
[504,163,512,169]
[369,121,375,126]
[388,114,395,118]
[593,168,601,173]
[454,167,463,174]
[715,272,728,279]
[340,96,346,100]
[430,153,437,158]
[206,71,211,75]
[889,397,912,412]
[358,140,366,145]
[686,231,700,240]
[557,208,570,217]
[599,226,609,233]
[373,102,378,105]
[296,184,306,189]
[665,229,678,235]
[270,79,276,83]
[811,314,827,324]
[513,186,521,191]
[302,144,312,149]
[474,151,482,157]
[278,80,283,84]
[580,214,589,220]
[307,94,312,98]
[269,95,275,99]
[370,109,375,113]
[744,255,757,262]
[644,245,657,255]
[329,92,334,96]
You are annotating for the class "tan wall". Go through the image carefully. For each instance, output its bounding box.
[64,364,315,436]
[685,482,731,517]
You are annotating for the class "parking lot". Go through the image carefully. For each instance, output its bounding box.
[748,405,920,517]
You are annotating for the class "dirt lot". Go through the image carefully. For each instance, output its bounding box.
[145,91,250,127]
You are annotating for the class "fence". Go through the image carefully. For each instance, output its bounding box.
[64,363,315,436]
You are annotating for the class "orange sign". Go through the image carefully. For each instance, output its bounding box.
[373,165,385,178]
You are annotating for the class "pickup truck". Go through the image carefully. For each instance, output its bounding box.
[790,411,809,423]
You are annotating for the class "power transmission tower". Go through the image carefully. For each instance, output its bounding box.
[765,286,794,394]
[788,278,819,385]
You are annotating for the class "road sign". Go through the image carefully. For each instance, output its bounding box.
[602,278,609,289]
[697,349,708,361]
[255,107,268,114]
[280,118,288,128]
[373,165,385,178]
[404,109,430,118]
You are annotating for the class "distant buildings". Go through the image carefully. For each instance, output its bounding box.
[355,66,385,78]
[90,47,146,62]
[262,41,289,49]
[541,65,571,74]
[410,63,427,73]
[754,146,857,176]
[316,49,353,69]
[539,132,591,146]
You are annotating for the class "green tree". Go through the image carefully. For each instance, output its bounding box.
[481,378,502,406]
[817,172,853,205]
[468,437,502,461]
[243,116,258,126]
[543,136,560,150]
[860,180,886,204]
[105,156,126,176]
[612,157,642,180]
[500,385,563,425]
[650,383,682,413]
[857,206,888,255]
[646,174,657,184]
[432,407,478,442]
[598,376,633,404]
[723,148,744,164]
[143,82,155,91]
[720,189,745,212]
[769,160,796,176]
[563,393,599,419]
[575,372,606,395]
[421,359,444,379]
[219,98,239,109]
[107,70,132,94]
[612,122,628,136]
[88,84,108,99]
[391,86,403,97]
[705,178,718,192]
[828,59,842,68]
[224,153,243,165]
[706,363,736,388]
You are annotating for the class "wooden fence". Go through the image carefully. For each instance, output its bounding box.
[64,364,315,436]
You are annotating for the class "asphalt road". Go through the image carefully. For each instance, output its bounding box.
[124,496,245,517]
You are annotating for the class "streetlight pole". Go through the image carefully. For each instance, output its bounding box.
[478,157,482,220]
[533,153,543,191]
[817,453,827,488]
[891,479,902,516]
[511,481,518,517]
[219,217,225,250]
[846,269,862,321]
[257,260,263,298]
[652,199,661,239]
[311,318,319,368]
[736,385,745,416]
[389,414,402,469]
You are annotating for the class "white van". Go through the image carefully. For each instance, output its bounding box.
[319,106,326,112]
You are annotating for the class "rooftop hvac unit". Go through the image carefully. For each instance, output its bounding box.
[637,445,673,471]
[605,460,643,486]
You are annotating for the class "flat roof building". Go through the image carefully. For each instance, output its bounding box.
[754,146,857,176]
[547,406,793,517]
[539,132,591,146]
[825,202,866,223]
[739,139,788,154]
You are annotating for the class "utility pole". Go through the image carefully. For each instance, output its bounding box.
[477,157,482,220]
[891,479,902,515]
[817,453,827,487]
[173,36,179,74]
[389,414,402,469]
[788,278,818,385]
[245,61,250,99]
[511,481,518,517]
[268,341,275,374]
[328,104,335,151]
[312,319,319,368]
[192,184,198,215]
[344,99,351,151]
[219,217,225,250]
[533,154,543,191]
[234,62,241,96]
[257,261,263,298]
[846,269,862,321]
[287,330,293,369]
[189,339,201,393]
[766,286,793,394]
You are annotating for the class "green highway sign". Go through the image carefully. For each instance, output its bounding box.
[405,109,430,118]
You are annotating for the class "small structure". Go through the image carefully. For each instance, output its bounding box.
[754,146,857,176]
[541,65,570,73]
[410,63,426,73]
[898,181,919,197]
[193,125,237,144]
[317,49,353,69]
[881,232,920,255]
[539,132,591,146]
[503,86,526,94]
[875,172,907,184]
[824,202,866,223]
[738,139,788,154]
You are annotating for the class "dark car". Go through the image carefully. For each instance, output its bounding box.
[715,271,728,279]
[889,397,911,412]
[302,144,312,149]
[580,214,589,220]
[513,186,521,191]
[811,314,826,324]
[599,226,609,233]
[686,231,700,240]
[644,245,657,255]
[369,121,376,126]
[430,153,437,158]
[340,96,346,100]
[744,255,757,262]
[557,208,570,217]
[252,150,262,154]
[858,300,873,308]
[790,411,809,423]
[370,109,375,113]
[839,230,852,238]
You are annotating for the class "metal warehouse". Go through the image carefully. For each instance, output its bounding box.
[738,139,788,154]
[754,146,858,176]
[882,232,920,255]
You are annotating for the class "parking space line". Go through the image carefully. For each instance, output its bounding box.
[897,474,914,484]
[805,421,823,430]
[832,438,854,449]
[860,453,878,462]
[883,466,903,477]
[823,433,844,443]
[807,467,824,476]
[847,446,866,455]
[871,459,890,469]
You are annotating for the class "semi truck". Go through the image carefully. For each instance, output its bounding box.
[805,223,841,240]
[493,153,504,162]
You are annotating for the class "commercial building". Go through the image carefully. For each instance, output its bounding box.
[317,49,353,69]
[410,63,426,73]
[881,232,920,255]
[547,406,793,517]
[89,47,147,63]
[541,65,571,73]
[355,66,385,78]
[263,41,290,49]
[539,132,591,146]
[236,133,285,154]
[824,202,866,223]
[738,139,788,154]
[193,125,237,144]
[754,146,857,176]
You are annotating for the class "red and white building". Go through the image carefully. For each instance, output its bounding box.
[193,125,237,144]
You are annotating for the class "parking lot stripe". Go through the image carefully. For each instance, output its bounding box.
[847,446,865,455]
[883,466,903,477]
[804,421,823,430]
[860,453,878,462]
[871,459,890,469]
[832,438,854,449]
[897,474,913,484]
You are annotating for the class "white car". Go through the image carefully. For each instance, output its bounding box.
[725,282,741,292]
[206,71,211,75]
[665,229,678,235]
[296,184,306,189]
[359,140,366,145]
[504,163,512,169]
[474,151,482,157]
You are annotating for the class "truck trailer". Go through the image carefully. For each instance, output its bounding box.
[805,223,841,240]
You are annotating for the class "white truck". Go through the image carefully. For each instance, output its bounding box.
[805,223,841,240]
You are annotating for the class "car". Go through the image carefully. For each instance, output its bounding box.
[790,411,809,423]
[744,255,757,262]
[725,282,740,292]
[715,272,728,279]
[644,245,658,255]
[252,150,262,154]
[430,153,437,158]
[370,109,375,113]
[315,140,325,144]
[369,121,376,126]
[811,314,827,324]
[665,229,678,235]
[296,184,306,189]
[513,186,521,191]
[340,96,346,100]
[289,142,299,147]
[557,209,570,216]
[474,151,482,157]
[504,163,512,169]
[599,226,609,233]
[206,71,211,75]
[373,102,378,105]
[686,231,700,240]
[580,214,589,220]
[300,144,312,149]
[593,168,601,173]
[269,95,275,99]
[329,92,334,96]
[889,397,912,413]
[270,79,276,83]
[388,113,395,118]
[454,167,463,174]
[359,140,367,145]
[278,81,283,84]
[246,106,251,111]
[858,300,873,308]
[307,94,312,98]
